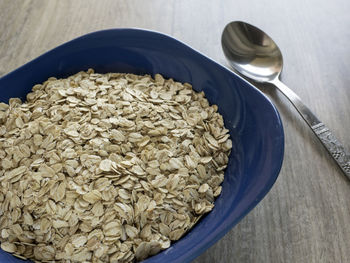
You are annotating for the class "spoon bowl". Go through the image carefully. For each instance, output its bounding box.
[221,21,350,179]
[222,21,283,82]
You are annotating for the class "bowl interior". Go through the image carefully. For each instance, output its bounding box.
[0,29,284,263]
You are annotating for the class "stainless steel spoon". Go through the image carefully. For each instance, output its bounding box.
[221,21,350,179]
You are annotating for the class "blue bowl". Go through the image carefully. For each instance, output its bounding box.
[0,29,284,263]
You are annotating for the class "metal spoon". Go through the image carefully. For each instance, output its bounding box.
[221,21,350,179]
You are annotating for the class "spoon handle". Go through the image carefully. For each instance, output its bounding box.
[272,79,350,179]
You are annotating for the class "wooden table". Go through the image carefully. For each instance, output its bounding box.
[0,0,349,262]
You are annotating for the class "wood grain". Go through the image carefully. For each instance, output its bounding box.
[0,0,349,262]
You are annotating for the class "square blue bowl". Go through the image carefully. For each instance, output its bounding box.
[0,29,284,263]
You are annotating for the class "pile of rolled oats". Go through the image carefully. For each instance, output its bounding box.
[0,69,232,262]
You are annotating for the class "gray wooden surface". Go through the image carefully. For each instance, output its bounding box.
[0,0,349,262]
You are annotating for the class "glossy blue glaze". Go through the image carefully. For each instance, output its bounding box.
[0,29,284,263]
